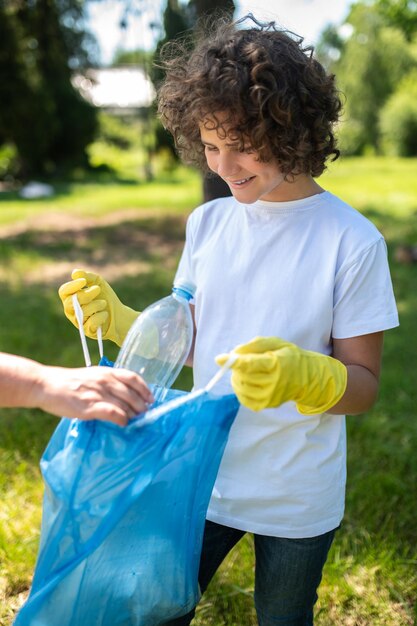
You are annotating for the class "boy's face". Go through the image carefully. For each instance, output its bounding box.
[199,117,288,204]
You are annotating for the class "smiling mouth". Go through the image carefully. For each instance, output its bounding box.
[228,176,256,186]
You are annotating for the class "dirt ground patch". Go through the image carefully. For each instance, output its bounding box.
[0,210,187,286]
[0,209,163,237]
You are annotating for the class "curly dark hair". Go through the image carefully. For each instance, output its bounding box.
[157,14,343,178]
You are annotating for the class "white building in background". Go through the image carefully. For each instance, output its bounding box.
[72,66,155,115]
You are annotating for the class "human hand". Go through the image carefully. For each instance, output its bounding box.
[216,336,347,413]
[33,365,154,426]
[58,269,139,346]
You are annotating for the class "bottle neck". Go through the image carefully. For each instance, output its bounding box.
[172,286,193,301]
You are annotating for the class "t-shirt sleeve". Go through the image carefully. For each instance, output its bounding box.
[332,237,399,339]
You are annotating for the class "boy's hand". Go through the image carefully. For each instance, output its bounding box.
[216,336,347,413]
[58,269,139,347]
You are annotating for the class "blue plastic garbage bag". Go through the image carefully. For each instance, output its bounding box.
[14,388,239,626]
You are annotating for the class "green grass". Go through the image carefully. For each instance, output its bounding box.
[1,157,417,625]
[323,156,417,217]
[0,167,202,226]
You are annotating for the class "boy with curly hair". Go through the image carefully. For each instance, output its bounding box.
[59,14,398,625]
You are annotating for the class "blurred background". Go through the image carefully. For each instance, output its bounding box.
[1,1,417,625]
[1,0,417,185]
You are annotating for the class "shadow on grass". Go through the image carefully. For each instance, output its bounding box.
[0,213,187,279]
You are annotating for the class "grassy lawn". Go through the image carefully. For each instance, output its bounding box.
[0,157,417,625]
[0,167,202,226]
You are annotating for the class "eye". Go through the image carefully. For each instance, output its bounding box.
[204,145,219,153]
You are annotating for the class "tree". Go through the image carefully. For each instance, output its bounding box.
[151,0,235,201]
[187,0,234,24]
[0,3,33,159]
[147,0,191,171]
[0,0,98,178]
[186,0,235,201]
[375,0,417,40]
[329,2,416,154]
[380,69,417,155]
[314,24,345,70]
[112,48,154,69]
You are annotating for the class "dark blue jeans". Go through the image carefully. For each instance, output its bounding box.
[165,520,337,626]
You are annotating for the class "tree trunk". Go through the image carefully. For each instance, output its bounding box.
[193,1,235,201]
[203,174,232,202]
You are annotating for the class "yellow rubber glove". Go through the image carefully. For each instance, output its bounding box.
[58,269,139,347]
[216,336,347,414]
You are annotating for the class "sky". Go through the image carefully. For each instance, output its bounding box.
[86,0,354,66]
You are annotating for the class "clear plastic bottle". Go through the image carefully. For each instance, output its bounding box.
[115,280,196,403]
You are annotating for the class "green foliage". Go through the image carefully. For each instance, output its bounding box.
[150,0,236,160]
[150,0,192,161]
[96,112,138,149]
[0,145,19,179]
[151,0,191,88]
[375,0,417,40]
[380,69,417,155]
[154,118,178,162]
[315,24,345,69]
[334,3,416,154]
[0,1,98,179]
[336,117,365,157]
[84,112,171,180]
[315,1,417,156]
[111,48,154,70]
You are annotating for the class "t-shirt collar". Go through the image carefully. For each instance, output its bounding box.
[243,190,329,214]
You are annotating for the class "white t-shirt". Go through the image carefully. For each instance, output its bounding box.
[175,191,399,538]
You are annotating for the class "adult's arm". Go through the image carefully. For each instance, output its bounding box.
[0,352,153,426]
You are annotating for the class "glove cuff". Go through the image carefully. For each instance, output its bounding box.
[296,356,348,415]
[106,306,140,347]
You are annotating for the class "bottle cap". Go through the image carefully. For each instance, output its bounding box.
[172,279,196,300]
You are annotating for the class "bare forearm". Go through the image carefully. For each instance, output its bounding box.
[0,352,153,425]
[0,353,43,408]
[184,306,196,367]
[329,364,379,415]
